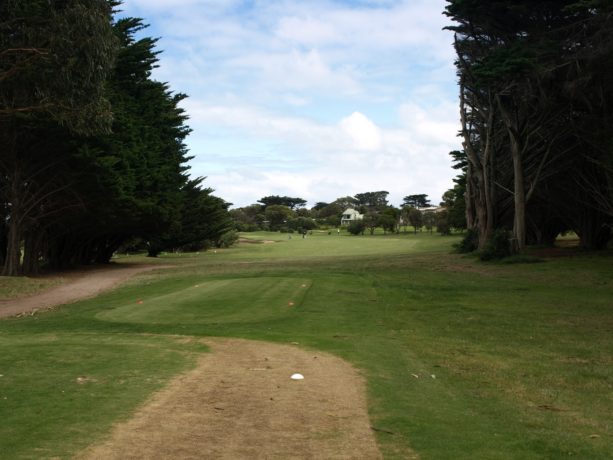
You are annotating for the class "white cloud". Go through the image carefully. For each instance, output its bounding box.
[227,49,362,95]
[272,0,454,60]
[181,100,334,146]
[340,112,382,151]
[276,16,340,45]
[283,94,309,106]
[398,101,459,146]
[132,0,454,99]
[125,0,241,12]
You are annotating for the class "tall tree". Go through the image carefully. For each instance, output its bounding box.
[445,0,613,251]
[354,191,389,212]
[258,195,307,210]
[0,0,117,275]
[407,208,423,234]
[332,196,359,210]
[402,194,431,209]
[264,205,294,230]
[66,16,193,262]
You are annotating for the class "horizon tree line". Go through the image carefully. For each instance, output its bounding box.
[231,191,456,235]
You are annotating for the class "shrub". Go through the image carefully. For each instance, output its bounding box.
[436,210,451,235]
[480,228,512,260]
[347,221,366,235]
[234,222,260,232]
[278,226,290,233]
[216,230,239,248]
[455,228,479,253]
[288,216,317,231]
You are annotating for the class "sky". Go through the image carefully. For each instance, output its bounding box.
[118,0,461,208]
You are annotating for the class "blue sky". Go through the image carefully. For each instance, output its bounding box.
[118,0,461,208]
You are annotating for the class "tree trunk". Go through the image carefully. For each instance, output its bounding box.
[22,230,43,276]
[3,217,22,276]
[498,94,526,252]
[460,85,493,249]
[464,164,475,230]
[510,133,526,251]
[0,220,7,267]
[483,134,495,244]
[2,163,24,276]
[463,147,489,248]
[577,209,611,250]
[23,240,38,275]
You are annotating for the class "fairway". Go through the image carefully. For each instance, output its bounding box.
[1,232,612,459]
[97,277,312,324]
[227,231,424,260]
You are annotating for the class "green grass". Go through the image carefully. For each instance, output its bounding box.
[0,333,206,459]
[1,231,612,459]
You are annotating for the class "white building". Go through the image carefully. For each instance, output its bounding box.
[341,208,364,226]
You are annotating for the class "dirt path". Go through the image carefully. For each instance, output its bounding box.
[0,264,169,319]
[78,338,383,460]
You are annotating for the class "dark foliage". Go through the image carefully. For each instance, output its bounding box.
[480,228,513,261]
[347,221,366,235]
[0,3,232,274]
[456,228,479,253]
[444,0,613,252]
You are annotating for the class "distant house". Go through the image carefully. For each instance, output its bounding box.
[418,206,443,213]
[341,208,363,226]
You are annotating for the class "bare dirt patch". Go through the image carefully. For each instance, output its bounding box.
[78,338,383,460]
[238,238,276,244]
[0,264,169,319]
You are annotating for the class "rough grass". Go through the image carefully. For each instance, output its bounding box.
[0,275,63,300]
[0,333,206,459]
[1,231,612,459]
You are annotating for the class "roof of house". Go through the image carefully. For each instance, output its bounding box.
[342,208,362,217]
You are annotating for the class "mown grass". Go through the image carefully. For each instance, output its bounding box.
[1,231,612,459]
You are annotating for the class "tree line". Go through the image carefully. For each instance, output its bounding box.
[444,0,613,252]
[230,192,456,235]
[0,1,233,276]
